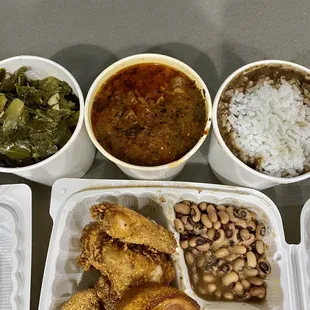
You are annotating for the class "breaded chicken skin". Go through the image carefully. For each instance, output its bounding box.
[115,283,200,310]
[68,202,178,310]
[77,222,175,297]
[94,275,121,310]
[90,202,177,254]
[61,289,103,310]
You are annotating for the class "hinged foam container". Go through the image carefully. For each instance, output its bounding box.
[0,184,32,310]
[39,179,310,310]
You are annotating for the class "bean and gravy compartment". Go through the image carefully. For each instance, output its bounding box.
[174,201,271,302]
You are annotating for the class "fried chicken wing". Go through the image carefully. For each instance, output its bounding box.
[115,283,200,310]
[61,289,103,310]
[69,202,179,310]
[77,222,175,297]
[90,202,177,254]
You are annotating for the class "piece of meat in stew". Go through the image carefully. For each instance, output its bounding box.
[91,63,206,166]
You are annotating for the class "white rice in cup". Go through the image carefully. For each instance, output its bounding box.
[209,60,310,189]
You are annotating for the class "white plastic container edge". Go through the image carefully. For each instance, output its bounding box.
[39,179,309,310]
[297,198,310,310]
[0,184,32,310]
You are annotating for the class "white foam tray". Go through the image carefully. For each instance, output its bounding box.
[0,184,32,310]
[39,179,310,310]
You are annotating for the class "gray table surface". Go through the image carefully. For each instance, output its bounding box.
[1,0,310,309]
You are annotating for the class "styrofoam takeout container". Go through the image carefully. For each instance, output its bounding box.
[0,56,96,186]
[39,179,310,310]
[84,53,212,180]
[208,60,310,190]
[0,184,32,310]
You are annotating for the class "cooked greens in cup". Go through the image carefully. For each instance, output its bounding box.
[0,67,80,167]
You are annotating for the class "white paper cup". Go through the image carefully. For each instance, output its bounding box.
[85,54,212,180]
[208,60,310,190]
[0,56,96,186]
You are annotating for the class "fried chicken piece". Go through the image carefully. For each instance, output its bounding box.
[95,275,121,310]
[90,202,177,254]
[61,289,103,310]
[77,222,176,297]
[73,202,177,309]
[115,283,200,310]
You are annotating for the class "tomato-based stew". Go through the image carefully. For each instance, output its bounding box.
[91,63,206,166]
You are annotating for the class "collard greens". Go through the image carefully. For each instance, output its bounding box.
[0,67,80,167]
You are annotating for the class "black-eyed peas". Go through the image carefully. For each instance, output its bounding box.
[174,200,271,302]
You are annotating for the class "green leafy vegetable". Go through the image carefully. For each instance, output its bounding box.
[31,76,71,101]
[66,111,80,127]
[16,85,43,106]
[0,69,6,82]
[0,94,8,113]
[1,144,31,160]
[2,98,25,133]
[58,98,76,110]
[53,127,72,147]
[0,67,28,92]
[0,67,80,167]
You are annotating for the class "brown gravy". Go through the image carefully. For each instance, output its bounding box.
[91,63,206,166]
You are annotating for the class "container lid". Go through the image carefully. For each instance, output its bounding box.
[298,198,310,309]
[0,184,32,310]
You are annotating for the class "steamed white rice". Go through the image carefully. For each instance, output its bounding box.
[227,79,310,177]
